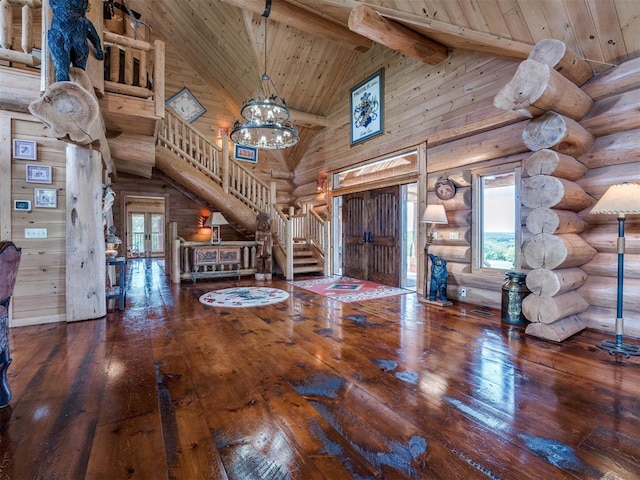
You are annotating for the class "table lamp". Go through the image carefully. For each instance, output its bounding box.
[421,204,448,300]
[204,212,229,244]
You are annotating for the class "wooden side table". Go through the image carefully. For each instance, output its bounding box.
[106,256,126,310]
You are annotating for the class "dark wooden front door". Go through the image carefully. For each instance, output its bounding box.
[342,186,400,286]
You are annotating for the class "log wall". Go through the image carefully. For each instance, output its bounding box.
[2,112,68,327]
[109,172,246,250]
[493,42,640,341]
[295,47,521,212]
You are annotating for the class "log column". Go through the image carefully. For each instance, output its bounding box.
[494,39,598,342]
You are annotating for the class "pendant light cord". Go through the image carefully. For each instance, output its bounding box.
[262,0,271,77]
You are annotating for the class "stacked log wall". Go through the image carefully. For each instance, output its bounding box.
[497,42,640,340]
[494,41,598,341]
[575,58,640,339]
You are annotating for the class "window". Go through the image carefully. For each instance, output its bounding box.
[473,164,521,271]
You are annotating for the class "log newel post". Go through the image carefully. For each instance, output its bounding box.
[222,134,230,194]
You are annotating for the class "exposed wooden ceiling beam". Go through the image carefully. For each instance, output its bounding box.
[219,0,372,52]
[348,5,448,65]
[362,3,532,60]
[289,109,327,129]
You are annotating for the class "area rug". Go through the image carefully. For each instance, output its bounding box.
[199,287,289,308]
[291,276,410,303]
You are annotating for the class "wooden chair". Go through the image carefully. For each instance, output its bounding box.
[0,242,22,408]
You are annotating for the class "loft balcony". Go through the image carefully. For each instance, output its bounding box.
[0,0,164,139]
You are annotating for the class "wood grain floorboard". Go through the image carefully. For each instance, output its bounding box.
[0,258,638,479]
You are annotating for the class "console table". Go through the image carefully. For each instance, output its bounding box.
[106,256,126,310]
[191,246,241,283]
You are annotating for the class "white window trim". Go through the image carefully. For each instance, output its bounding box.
[471,162,522,273]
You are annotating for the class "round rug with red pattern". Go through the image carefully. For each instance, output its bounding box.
[199,287,289,308]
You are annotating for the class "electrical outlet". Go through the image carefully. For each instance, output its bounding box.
[460,288,467,297]
[432,231,437,239]
[449,231,459,240]
[25,228,47,239]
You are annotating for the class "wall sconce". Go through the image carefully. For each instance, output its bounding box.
[203,212,229,244]
[590,182,640,357]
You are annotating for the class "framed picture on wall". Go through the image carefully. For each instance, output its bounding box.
[13,139,37,160]
[165,87,206,123]
[234,144,258,163]
[350,69,384,146]
[34,188,57,208]
[26,164,52,183]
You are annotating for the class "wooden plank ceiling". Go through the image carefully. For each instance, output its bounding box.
[126,0,640,171]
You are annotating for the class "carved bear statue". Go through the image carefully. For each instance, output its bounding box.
[428,253,449,302]
[48,0,104,82]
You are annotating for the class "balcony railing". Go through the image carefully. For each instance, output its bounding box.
[0,0,42,67]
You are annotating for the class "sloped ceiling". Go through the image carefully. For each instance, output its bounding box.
[126,0,640,172]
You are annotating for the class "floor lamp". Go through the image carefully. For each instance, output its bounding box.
[590,182,640,357]
[420,204,449,303]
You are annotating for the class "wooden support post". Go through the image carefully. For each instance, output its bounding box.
[348,4,448,65]
[21,4,32,54]
[525,268,588,297]
[521,176,594,211]
[170,222,180,284]
[527,38,593,86]
[524,149,587,181]
[526,207,588,235]
[494,59,593,119]
[0,116,10,240]
[153,39,165,118]
[523,111,595,157]
[0,0,12,50]
[525,315,585,342]
[523,233,597,270]
[66,145,106,321]
[222,133,230,194]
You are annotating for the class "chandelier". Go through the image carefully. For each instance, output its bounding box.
[230,9,299,150]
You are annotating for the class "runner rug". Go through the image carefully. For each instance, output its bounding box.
[199,287,289,308]
[291,276,410,303]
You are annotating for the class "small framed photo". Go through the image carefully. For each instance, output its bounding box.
[34,188,57,208]
[13,200,31,211]
[13,139,37,160]
[26,164,52,184]
[350,68,384,146]
[234,144,258,163]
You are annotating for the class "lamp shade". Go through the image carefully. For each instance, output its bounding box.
[204,212,229,227]
[590,183,640,215]
[421,204,448,224]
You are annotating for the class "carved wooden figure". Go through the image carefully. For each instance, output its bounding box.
[0,242,22,408]
[255,213,273,280]
[48,0,104,82]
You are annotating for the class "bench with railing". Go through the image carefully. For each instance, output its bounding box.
[173,240,258,283]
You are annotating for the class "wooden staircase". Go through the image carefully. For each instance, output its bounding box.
[292,241,324,275]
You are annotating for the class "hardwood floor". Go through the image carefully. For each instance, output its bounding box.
[1,258,639,479]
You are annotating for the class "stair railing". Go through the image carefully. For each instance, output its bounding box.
[273,206,294,279]
[158,108,272,215]
[0,0,42,67]
[102,31,165,118]
[272,205,329,279]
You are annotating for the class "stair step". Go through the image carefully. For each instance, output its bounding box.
[293,257,319,265]
[293,265,324,274]
[293,250,314,257]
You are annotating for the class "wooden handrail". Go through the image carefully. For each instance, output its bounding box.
[158,108,273,216]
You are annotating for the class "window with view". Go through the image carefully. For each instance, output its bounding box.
[474,166,521,271]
